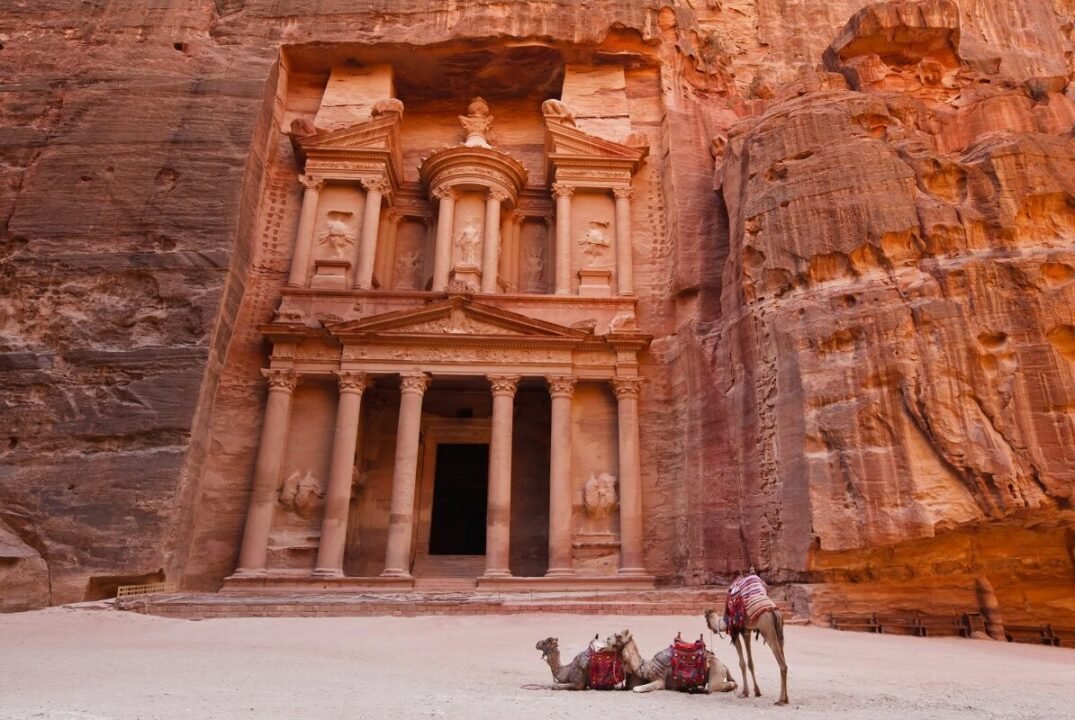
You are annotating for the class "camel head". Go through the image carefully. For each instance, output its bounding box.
[704,608,727,634]
[536,637,559,660]
[605,629,643,675]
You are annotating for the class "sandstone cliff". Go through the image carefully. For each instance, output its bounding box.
[1,1,1072,621]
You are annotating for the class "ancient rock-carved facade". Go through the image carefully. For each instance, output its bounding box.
[231,81,653,590]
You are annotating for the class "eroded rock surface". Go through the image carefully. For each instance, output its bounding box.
[1,1,1072,621]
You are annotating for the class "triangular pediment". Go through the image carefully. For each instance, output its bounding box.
[298,114,400,153]
[544,121,648,165]
[328,297,589,341]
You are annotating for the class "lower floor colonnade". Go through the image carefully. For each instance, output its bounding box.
[231,369,651,588]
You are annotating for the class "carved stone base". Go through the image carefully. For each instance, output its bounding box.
[450,264,482,293]
[311,258,352,290]
[577,267,613,297]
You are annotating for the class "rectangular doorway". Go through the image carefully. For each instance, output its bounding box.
[428,443,488,555]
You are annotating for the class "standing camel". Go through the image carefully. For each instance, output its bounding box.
[705,573,789,705]
[604,629,738,693]
[535,637,594,690]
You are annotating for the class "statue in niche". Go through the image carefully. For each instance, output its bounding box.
[583,472,618,520]
[524,239,545,291]
[577,220,611,266]
[317,211,356,258]
[459,96,494,148]
[394,248,422,289]
[279,470,324,519]
[455,218,482,266]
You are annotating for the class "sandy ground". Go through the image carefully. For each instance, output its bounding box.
[0,608,1071,720]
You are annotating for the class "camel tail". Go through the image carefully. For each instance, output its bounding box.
[776,610,785,647]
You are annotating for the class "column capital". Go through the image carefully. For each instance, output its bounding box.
[399,372,431,395]
[511,209,526,224]
[432,184,460,201]
[336,370,372,394]
[262,368,298,392]
[386,209,405,226]
[612,376,643,400]
[487,188,510,204]
[298,174,325,191]
[546,375,578,398]
[612,186,633,200]
[551,183,575,200]
[361,177,391,197]
[487,374,520,397]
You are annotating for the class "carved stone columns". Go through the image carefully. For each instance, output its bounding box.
[613,377,646,576]
[552,183,574,295]
[482,375,519,578]
[431,186,457,291]
[355,178,388,289]
[235,369,298,576]
[545,375,577,577]
[481,190,507,293]
[381,372,431,578]
[613,187,634,295]
[313,371,371,578]
[288,175,324,287]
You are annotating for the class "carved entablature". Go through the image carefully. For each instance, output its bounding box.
[290,109,405,195]
[543,116,648,192]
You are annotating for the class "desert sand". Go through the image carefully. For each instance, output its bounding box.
[0,608,1071,720]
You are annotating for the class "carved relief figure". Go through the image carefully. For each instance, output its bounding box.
[317,211,357,258]
[524,235,546,291]
[279,470,324,519]
[455,218,482,266]
[583,472,618,519]
[541,99,576,127]
[395,248,422,289]
[578,221,611,266]
[459,96,494,148]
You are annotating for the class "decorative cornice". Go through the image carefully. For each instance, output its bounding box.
[488,374,520,397]
[612,377,643,400]
[399,372,431,395]
[547,375,577,398]
[262,368,298,392]
[336,370,371,393]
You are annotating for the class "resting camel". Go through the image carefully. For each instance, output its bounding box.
[705,602,788,705]
[535,637,595,690]
[604,629,738,693]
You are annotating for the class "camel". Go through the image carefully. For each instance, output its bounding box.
[604,629,738,694]
[535,637,595,690]
[705,605,788,705]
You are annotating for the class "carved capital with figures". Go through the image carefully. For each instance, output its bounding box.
[612,186,633,200]
[336,371,372,394]
[399,372,431,396]
[546,375,578,398]
[487,375,520,398]
[299,174,325,192]
[612,377,643,400]
[551,183,576,200]
[262,368,298,392]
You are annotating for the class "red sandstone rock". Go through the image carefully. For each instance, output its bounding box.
[0,1,1071,625]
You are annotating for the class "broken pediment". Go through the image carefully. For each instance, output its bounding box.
[544,118,648,189]
[327,297,590,342]
[290,110,405,189]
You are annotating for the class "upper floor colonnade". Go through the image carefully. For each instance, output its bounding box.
[284,96,648,299]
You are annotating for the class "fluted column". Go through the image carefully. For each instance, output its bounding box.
[482,375,519,578]
[481,189,507,293]
[552,183,574,295]
[613,377,646,576]
[545,375,577,577]
[355,178,388,289]
[313,371,371,578]
[431,186,457,291]
[235,369,298,576]
[613,187,634,295]
[381,372,431,578]
[287,175,324,287]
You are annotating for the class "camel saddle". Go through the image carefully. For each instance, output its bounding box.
[587,648,625,690]
[669,636,708,692]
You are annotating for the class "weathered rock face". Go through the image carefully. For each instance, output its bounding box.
[1,1,1072,621]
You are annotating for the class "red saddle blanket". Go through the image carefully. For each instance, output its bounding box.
[670,638,708,692]
[588,649,625,690]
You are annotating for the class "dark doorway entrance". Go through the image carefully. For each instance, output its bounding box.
[428,443,488,555]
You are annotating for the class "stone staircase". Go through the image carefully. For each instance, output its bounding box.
[411,555,484,592]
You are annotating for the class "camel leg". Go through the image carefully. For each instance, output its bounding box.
[551,682,585,690]
[758,614,789,705]
[743,631,762,697]
[732,634,750,698]
[632,678,666,693]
